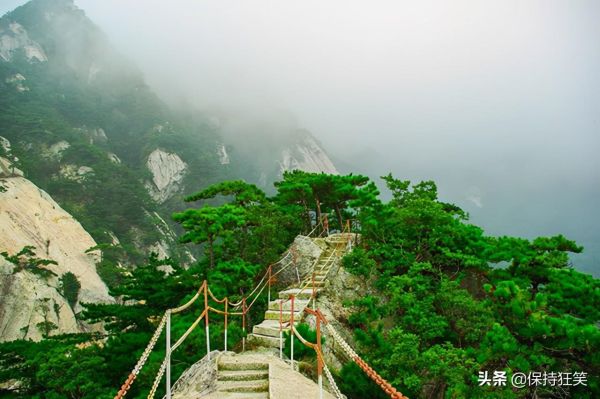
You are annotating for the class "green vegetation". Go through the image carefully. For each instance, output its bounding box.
[3,3,595,398]
[284,323,322,360]
[339,175,599,399]
[0,1,234,270]
[0,173,597,398]
[59,272,81,309]
[1,246,57,279]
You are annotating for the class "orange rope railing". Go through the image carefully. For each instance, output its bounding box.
[114,216,385,399]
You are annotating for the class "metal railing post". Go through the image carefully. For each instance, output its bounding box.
[290,294,295,370]
[242,297,247,352]
[268,265,272,305]
[317,316,323,399]
[224,297,228,352]
[204,282,210,360]
[312,272,316,309]
[166,310,171,399]
[279,300,283,359]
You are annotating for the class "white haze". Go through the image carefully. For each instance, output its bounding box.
[2,0,599,274]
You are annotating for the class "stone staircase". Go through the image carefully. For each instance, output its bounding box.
[216,355,270,398]
[248,235,349,348]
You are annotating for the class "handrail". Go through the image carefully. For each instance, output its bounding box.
[116,216,359,399]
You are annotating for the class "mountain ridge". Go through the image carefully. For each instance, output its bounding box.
[0,0,339,268]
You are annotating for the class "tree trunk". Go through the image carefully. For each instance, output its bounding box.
[302,199,311,233]
[240,224,248,259]
[208,236,215,269]
[334,204,343,231]
[315,195,322,225]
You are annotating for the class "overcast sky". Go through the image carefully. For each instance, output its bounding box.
[2,0,599,273]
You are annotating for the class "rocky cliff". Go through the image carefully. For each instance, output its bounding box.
[278,135,338,177]
[145,148,188,203]
[0,0,340,302]
[0,156,113,341]
[0,21,47,62]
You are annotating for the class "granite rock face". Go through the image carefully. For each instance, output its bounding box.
[278,136,338,177]
[0,22,48,63]
[145,149,187,203]
[273,235,325,288]
[0,160,113,341]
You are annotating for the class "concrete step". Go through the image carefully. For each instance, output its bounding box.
[211,393,268,399]
[268,298,310,311]
[300,280,325,288]
[247,333,282,348]
[218,370,269,382]
[278,288,313,300]
[265,309,304,322]
[306,268,329,275]
[252,320,285,337]
[217,379,269,393]
[218,361,269,372]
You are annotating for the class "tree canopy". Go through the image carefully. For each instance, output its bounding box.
[1,173,598,399]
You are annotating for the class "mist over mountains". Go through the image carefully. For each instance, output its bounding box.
[0,3,599,399]
[63,0,599,275]
[0,0,597,277]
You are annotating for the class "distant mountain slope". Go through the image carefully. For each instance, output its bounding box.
[0,0,338,270]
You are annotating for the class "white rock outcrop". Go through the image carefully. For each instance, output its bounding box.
[73,127,108,145]
[0,136,11,154]
[0,157,22,177]
[148,240,170,260]
[5,73,29,92]
[43,140,70,159]
[145,149,187,203]
[0,22,47,62]
[107,152,121,164]
[279,136,338,176]
[217,144,230,165]
[59,164,94,181]
[0,165,113,341]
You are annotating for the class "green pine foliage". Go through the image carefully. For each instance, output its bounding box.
[59,272,81,309]
[0,173,597,399]
[339,174,599,398]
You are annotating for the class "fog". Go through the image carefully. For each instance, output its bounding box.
[2,0,599,274]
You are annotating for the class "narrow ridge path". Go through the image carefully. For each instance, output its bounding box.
[248,234,349,348]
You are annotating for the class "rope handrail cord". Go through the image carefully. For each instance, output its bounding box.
[170,281,206,314]
[170,309,207,353]
[119,216,348,399]
[208,306,243,316]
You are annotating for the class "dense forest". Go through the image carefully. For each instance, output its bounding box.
[1,171,597,398]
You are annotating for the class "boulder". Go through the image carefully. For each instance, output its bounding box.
[274,235,324,288]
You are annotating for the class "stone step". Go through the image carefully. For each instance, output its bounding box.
[217,379,269,393]
[218,370,269,382]
[252,320,285,337]
[268,298,310,311]
[218,361,269,372]
[278,288,314,300]
[247,332,282,348]
[300,280,325,288]
[305,268,328,275]
[212,393,269,399]
[265,309,304,322]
